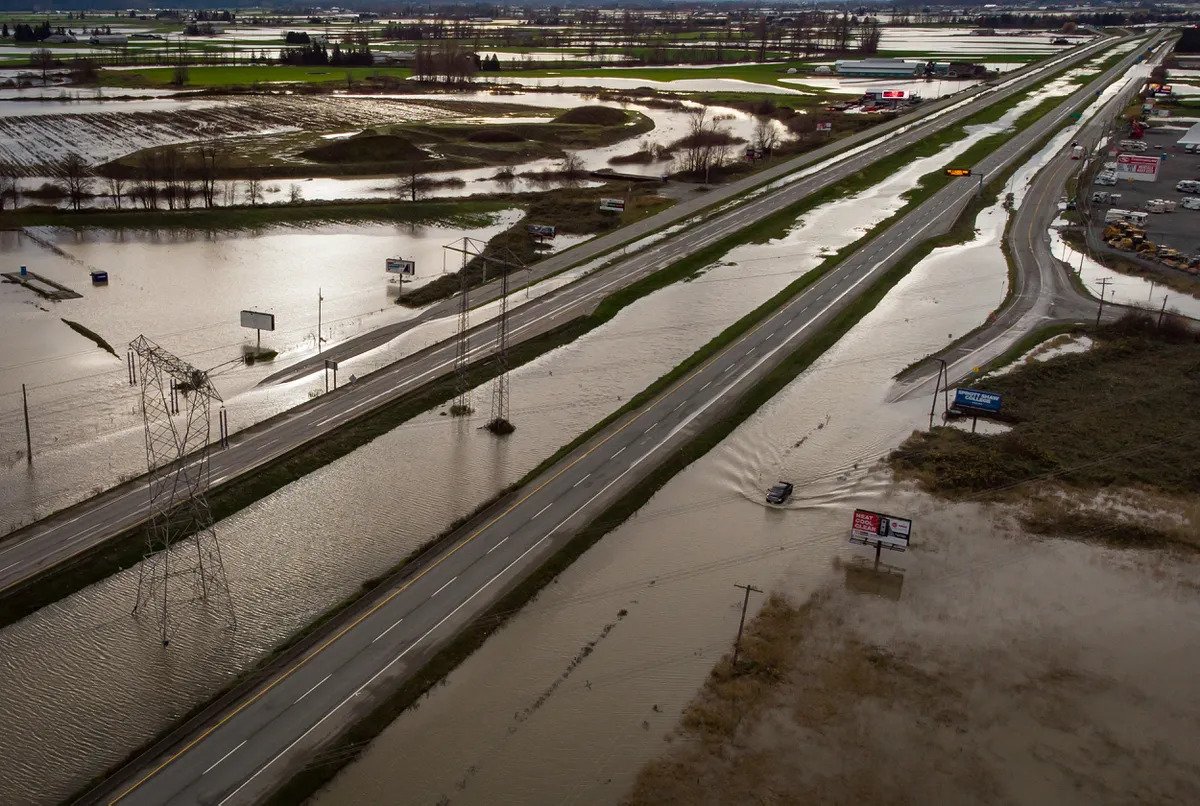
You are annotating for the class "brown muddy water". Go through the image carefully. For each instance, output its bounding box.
[0,100,1023,803]
[311,119,1100,803]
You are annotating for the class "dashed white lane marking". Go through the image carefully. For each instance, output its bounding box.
[293,674,332,704]
[372,616,404,644]
[572,473,591,488]
[532,502,553,520]
[430,576,457,598]
[612,446,626,458]
[486,536,509,555]
[203,741,246,776]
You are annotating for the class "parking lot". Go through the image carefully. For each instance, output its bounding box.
[1086,125,1200,259]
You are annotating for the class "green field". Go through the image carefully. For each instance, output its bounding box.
[98,63,413,87]
[516,62,813,89]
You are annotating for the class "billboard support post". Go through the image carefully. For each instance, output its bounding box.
[850,509,912,562]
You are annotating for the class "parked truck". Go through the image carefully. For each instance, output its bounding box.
[1071,144,1086,159]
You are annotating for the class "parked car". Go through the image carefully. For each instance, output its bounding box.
[1183,197,1200,210]
[765,481,794,505]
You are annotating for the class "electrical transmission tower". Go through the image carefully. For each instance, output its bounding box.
[441,238,525,433]
[129,335,235,646]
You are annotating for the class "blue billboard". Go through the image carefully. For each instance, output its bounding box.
[954,388,1002,413]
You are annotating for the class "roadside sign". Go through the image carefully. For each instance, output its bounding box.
[953,387,1002,413]
[1114,153,1160,182]
[599,197,625,213]
[880,89,907,99]
[527,224,557,238]
[386,258,416,275]
[816,121,832,132]
[239,310,275,331]
[945,167,972,177]
[850,509,911,552]
[1069,111,1083,121]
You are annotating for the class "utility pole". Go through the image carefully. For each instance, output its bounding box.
[317,287,324,353]
[22,383,32,465]
[1095,277,1110,327]
[928,361,941,430]
[731,583,763,668]
[1158,295,1169,328]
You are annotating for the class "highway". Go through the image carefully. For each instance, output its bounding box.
[0,34,1121,600]
[86,32,1157,806]
[892,33,1170,401]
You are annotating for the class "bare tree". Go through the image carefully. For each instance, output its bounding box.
[197,140,221,209]
[106,175,126,209]
[0,165,19,211]
[137,151,160,209]
[59,152,92,211]
[288,183,304,204]
[159,147,182,210]
[394,162,424,202]
[244,171,263,206]
[31,48,53,84]
[560,150,585,178]
[752,116,780,156]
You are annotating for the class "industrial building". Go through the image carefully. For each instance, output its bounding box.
[834,58,924,78]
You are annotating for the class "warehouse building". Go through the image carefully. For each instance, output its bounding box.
[834,58,924,78]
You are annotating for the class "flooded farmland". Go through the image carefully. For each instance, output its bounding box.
[311,75,1141,805]
[0,67,1084,802]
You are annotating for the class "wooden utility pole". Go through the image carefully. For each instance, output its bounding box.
[22,383,32,465]
[731,583,763,668]
[1095,277,1110,327]
[317,287,324,352]
[1158,295,1169,328]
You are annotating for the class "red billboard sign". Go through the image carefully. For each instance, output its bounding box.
[1115,153,1160,182]
[881,89,908,99]
[850,509,912,551]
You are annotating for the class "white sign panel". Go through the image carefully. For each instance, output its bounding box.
[850,508,911,551]
[240,310,275,331]
[599,197,625,212]
[1114,153,1160,182]
[386,258,416,275]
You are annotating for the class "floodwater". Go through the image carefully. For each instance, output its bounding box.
[0,73,1068,802]
[311,70,1138,805]
[0,212,526,528]
[782,74,979,98]
[1049,226,1200,319]
[879,27,1083,55]
[2,87,786,204]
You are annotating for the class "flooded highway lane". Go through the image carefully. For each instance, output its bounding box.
[0,95,1030,801]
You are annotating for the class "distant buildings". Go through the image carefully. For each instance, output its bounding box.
[834,58,923,78]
